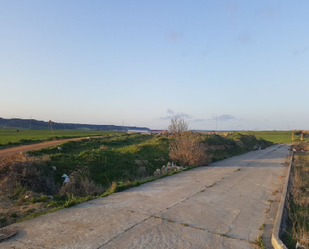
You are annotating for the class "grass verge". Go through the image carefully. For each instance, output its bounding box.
[281,143,309,248]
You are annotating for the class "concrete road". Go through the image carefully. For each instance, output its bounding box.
[1,144,290,249]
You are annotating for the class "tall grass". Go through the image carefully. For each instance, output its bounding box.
[282,150,309,248]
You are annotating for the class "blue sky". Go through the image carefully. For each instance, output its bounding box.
[0,1,308,130]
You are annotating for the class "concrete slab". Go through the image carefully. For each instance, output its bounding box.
[4,203,149,249]
[103,217,254,249]
[159,145,289,243]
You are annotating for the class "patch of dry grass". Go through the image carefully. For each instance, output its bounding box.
[283,149,309,248]
[169,133,210,166]
[59,168,104,197]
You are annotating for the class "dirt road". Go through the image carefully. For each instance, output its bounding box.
[2,144,290,249]
[0,136,103,159]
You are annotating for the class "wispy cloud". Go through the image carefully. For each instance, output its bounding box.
[193,119,207,123]
[159,111,236,122]
[166,31,184,43]
[159,109,192,120]
[236,32,252,43]
[255,5,281,21]
[224,3,240,15]
[215,114,236,121]
[292,47,307,57]
[192,114,237,123]
[167,109,174,114]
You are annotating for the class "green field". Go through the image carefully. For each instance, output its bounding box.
[0,129,118,149]
[1,130,306,149]
[242,131,307,144]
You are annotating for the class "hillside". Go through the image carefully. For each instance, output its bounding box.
[0,118,149,131]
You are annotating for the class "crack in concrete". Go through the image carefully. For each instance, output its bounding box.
[157,169,241,214]
[151,215,255,246]
[97,216,152,249]
[98,169,242,248]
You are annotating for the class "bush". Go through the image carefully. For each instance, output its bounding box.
[169,133,209,166]
[0,153,58,195]
[59,168,104,197]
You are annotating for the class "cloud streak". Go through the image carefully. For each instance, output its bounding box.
[212,114,236,121]
[216,114,236,121]
[236,32,252,43]
[166,31,184,43]
[192,114,237,123]
[159,109,192,120]
[167,109,174,114]
[255,5,281,21]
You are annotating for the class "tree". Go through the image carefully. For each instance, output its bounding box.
[168,117,188,136]
[168,117,209,166]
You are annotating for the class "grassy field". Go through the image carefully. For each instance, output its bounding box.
[281,143,309,249]
[1,130,306,149]
[242,131,308,144]
[0,129,119,149]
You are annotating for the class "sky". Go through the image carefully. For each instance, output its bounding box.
[0,1,308,130]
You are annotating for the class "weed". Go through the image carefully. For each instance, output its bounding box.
[206,183,216,188]
[0,217,7,226]
[9,213,17,218]
[220,234,230,238]
[254,235,265,249]
[8,186,27,199]
[29,195,48,203]
[259,223,265,231]
[26,209,35,214]
[180,223,189,227]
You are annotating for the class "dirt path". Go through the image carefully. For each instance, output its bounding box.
[0,136,104,159]
[1,144,290,248]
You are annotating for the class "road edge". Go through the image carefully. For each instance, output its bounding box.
[271,149,294,249]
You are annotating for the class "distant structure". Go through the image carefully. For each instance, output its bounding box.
[128,129,150,133]
[150,130,165,134]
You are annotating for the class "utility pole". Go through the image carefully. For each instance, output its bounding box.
[49,120,55,140]
[30,115,32,130]
[216,116,218,132]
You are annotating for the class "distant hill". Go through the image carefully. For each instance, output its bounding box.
[0,118,150,131]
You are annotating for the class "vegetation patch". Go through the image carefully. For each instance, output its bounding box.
[242,131,309,144]
[282,142,309,249]
[0,129,116,150]
[254,234,265,249]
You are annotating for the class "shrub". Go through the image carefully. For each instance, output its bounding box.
[169,133,209,166]
[0,153,58,195]
[59,168,104,197]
